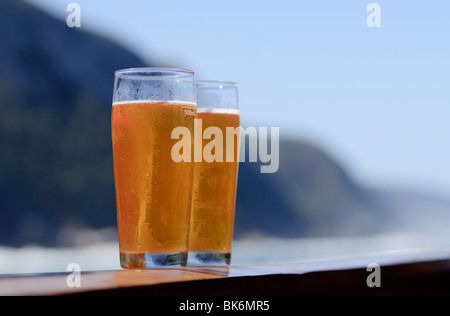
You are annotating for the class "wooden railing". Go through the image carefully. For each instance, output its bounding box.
[1,248,450,296]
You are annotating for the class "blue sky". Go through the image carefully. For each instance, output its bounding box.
[25,0,450,196]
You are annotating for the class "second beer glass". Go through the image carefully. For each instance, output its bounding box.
[188,80,240,266]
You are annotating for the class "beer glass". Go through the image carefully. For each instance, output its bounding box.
[188,80,240,266]
[111,68,196,268]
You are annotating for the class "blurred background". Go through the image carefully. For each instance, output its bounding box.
[1,0,450,274]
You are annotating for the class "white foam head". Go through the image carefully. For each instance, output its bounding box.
[112,100,197,107]
[197,107,240,115]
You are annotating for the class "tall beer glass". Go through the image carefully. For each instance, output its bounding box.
[112,68,196,268]
[188,80,240,266]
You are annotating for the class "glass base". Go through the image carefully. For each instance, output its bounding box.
[120,252,187,269]
[188,251,230,267]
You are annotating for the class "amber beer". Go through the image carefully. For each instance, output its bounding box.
[112,68,196,269]
[188,80,240,266]
[112,101,196,267]
[112,102,195,266]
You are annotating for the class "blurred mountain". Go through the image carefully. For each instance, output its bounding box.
[234,139,392,238]
[0,0,147,246]
[1,0,449,247]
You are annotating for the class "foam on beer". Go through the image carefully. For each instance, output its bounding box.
[196,107,240,115]
[113,100,197,107]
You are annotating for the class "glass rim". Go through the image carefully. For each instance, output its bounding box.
[196,80,238,89]
[115,67,195,78]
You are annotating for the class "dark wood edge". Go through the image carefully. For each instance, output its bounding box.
[61,259,450,296]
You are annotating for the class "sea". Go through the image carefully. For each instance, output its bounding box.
[1,229,450,275]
